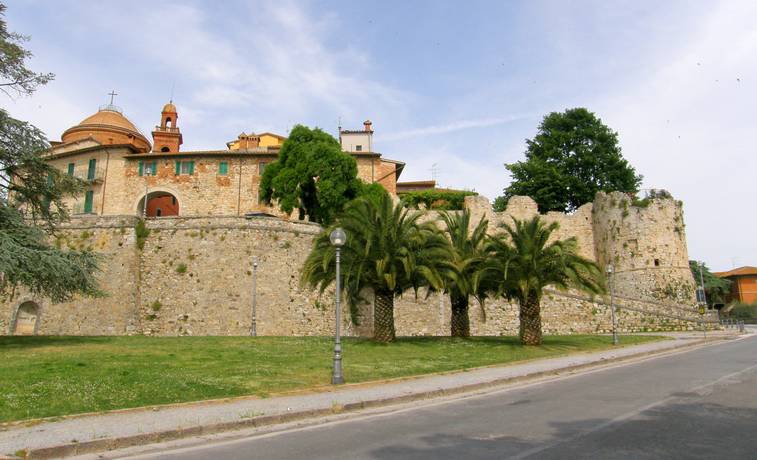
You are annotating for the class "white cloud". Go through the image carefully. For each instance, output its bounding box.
[596,1,757,270]
[5,0,411,149]
[379,114,531,142]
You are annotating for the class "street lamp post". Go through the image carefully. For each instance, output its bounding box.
[251,256,258,337]
[607,264,619,345]
[329,227,347,385]
[697,261,707,340]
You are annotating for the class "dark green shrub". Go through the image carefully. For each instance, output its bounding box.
[399,190,477,210]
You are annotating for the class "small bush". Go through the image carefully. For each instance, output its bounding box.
[151,301,162,311]
[135,219,150,250]
[175,263,188,274]
[730,303,757,319]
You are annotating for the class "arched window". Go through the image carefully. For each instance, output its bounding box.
[165,117,172,128]
[139,191,180,217]
[161,146,170,152]
[13,301,40,335]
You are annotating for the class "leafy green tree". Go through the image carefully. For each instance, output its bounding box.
[486,216,604,345]
[0,3,100,301]
[438,210,489,337]
[689,260,731,307]
[260,125,364,225]
[501,108,642,212]
[492,196,508,212]
[302,192,447,342]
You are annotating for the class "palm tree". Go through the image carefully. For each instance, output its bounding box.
[486,216,604,345]
[438,210,489,338]
[302,192,447,343]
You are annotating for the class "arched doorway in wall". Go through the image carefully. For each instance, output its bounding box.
[137,191,180,217]
[13,301,40,335]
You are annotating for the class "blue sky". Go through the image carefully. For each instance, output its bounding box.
[3,0,756,271]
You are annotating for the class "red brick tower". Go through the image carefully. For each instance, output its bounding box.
[151,102,183,152]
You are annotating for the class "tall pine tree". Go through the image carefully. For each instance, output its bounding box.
[0,3,100,302]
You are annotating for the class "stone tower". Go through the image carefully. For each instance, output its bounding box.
[151,102,183,153]
[592,191,696,304]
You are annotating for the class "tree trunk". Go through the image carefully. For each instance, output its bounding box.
[450,292,470,338]
[374,290,396,343]
[518,292,543,345]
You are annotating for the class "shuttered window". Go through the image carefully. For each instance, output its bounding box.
[176,160,195,175]
[87,158,96,180]
[219,161,228,176]
[84,190,94,213]
[140,161,157,176]
[67,163,75,176]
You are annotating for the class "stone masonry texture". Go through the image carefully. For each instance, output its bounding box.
[1,193,718,336]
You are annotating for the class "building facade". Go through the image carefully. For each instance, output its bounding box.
[715,266,757,304]
[44,103,404,218]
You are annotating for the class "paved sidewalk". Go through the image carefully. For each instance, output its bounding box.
[0,331,745,459]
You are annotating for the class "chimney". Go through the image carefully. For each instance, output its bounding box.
[363,120,373,132]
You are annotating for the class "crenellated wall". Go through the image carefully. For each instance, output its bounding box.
[1,193,715,337]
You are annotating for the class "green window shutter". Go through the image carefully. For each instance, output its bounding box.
[47,172,54,186]
[175,160,181,175]
[84,190,94,213]
[67,163,75,176]
[219,161,228,175]
[188,160,195,175]
[87,158,96,180]
[151,161,158,176]
[138,161,144,176]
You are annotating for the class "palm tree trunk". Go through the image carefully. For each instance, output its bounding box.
[374,289,396,343]
[450,292,470,338]
[518,292,542,345]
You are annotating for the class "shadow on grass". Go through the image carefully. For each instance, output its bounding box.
[0,335,117,349]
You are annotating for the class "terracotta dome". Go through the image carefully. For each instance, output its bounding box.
[61,107,151,152]
[162,102,177,113]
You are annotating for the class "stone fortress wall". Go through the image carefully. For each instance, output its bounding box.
[0,192,719,337]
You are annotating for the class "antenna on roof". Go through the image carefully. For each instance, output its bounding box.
[338,116,342,133]
[430,163,440,186]
[169,81,175,104]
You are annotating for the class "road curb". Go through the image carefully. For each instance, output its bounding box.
[9,335,744,459]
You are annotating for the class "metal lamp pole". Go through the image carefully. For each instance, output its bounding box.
[607,264,619,345]
[698,261,708,307]
[251,257,258,337]
[329,227,347,385]
[698,261,707,340]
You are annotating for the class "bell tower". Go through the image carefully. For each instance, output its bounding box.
[151,102,183,152]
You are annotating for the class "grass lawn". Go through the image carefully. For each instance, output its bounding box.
[0,334,664,423]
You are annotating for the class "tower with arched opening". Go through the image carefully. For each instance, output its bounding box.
[151,102,183,153]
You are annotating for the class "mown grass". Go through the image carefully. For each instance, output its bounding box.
[0,334,664,423]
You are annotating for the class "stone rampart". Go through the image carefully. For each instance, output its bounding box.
[1,193,713,337]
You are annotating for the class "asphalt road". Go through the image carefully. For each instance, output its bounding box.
[122,336,757,460]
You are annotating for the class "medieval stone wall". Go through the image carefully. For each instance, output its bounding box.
[591,192,695,303]
[1,193,715,337]
[0,215,142,335]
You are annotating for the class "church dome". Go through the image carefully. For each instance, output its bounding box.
[61,106,151,152]
[162,102,177,113]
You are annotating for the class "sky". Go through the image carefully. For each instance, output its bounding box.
[3,0,755,271]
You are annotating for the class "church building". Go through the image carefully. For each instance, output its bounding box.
[43,101,405,218]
